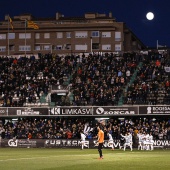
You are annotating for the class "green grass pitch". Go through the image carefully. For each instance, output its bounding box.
[0,148,170,170]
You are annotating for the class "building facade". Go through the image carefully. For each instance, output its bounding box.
[0,12,146,56]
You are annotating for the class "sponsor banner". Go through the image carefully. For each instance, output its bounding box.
[93,106,138,116]
[0,108,7,116]
[8,107,49,116]
[1,139,170,148]
[1,139,42,148]
[1,139,121,148]
[45,139,89,147]
[139,106,170,115]
[49,107,93,116]
[93,139,121,149]
[154,140,170,148]
[44,139,120,148]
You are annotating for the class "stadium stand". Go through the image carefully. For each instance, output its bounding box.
[0,117,170,141]
[0,49,170,143]
[123,50,170,105]
[0,51,143,107]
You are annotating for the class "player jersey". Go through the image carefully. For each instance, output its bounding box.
[98,130,104,143]
[128,134,133,143]
[137,133,143,142]
[145,134,150,142]
[81,133,86,141]
[121,134,132,143]
[108,134,113,141]
[149,134,154,143]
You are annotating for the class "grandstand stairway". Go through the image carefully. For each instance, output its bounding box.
[118,62,143,105]
[41,72,73,107]
[39,94,54,106]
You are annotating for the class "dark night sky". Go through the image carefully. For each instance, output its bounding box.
[0,0,170,47]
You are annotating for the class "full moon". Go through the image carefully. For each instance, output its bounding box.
[146,12,154,20]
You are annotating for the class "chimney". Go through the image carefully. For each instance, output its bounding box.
[56,12,63,20]
[109,12,112,18]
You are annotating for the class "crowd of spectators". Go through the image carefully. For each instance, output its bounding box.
[70,52,142,106]
[0,51,143,107]
[1,51,170,145]
[0,53,76,107]
[123,50,170,105]
[0,116,170,142]
[0,50,170,107]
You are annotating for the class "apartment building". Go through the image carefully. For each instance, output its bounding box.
[0,12,146,56]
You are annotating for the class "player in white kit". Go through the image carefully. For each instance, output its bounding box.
[137,131,144,150]
[107,132,114,150]
[121,132,133,151]
[80,131,89,149]
[148,132,154,151]
[143,132,150,150]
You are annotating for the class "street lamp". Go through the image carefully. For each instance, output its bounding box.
[90,36,92,53]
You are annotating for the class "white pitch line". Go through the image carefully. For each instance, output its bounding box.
[0,154,100,162]
[0,157,48,162]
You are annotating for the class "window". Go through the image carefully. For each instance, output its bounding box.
[75,45,87,50]
[75,31,88,38]
[62,44,71,50]
[19,45,31,51]
[57,32,63,38]
[115,44,121,51]
[91,31,99,37]
[8,33,15,39]
[102,44,111,50]
[115,32,121,41]
[34,45,40,51]
[0,34,6,39]
[44,33,50,39]
[66,32,71,38]
[92,43,99,49]
[102,32,111,38]
[66,44,71,50]
[19,33,31,39]
[56,45,63,50]
[35,33,40,39]
[0,46,6,51]
[43,45,51,50]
